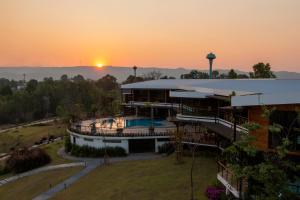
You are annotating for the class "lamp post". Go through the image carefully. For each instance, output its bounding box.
[206,53,216,79]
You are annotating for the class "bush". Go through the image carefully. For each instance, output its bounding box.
[5,148,51,174]
[64,135,72,152]
[205,186,226,200]
[0,166,10,176]
[158,143,175,155]
[66,140,127,158]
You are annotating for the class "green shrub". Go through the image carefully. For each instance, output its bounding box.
[68,143,127,158]
[0,166,10,176]
[5,148,51,174]
[64,135,72,152]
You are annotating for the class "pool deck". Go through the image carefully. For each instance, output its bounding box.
[72,117,176,135]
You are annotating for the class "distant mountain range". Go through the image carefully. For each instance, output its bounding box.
[0,66,299,82]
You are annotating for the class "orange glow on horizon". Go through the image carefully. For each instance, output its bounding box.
[0,0,300,72]
[96,63,103,68]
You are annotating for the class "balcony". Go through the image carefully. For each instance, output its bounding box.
[123,101,180,109]
[176,105,249,139]
[217,162,247,199]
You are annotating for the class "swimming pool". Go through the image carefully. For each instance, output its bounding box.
[125,118,163,128]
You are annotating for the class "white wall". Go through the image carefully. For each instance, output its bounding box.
[69,131,171,154]
[70,133,129,154]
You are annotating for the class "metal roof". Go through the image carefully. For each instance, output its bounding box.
[122,79,300,106]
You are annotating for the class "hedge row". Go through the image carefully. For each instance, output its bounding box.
[64,136,127,158]
[5,148,51,174]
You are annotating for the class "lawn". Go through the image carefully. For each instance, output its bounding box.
[0,167,83,200]
[0,122,67,153]
[53,155,217,200]
[42,140,71,165]
[0,136,70,180]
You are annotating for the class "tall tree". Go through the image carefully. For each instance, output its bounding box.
[250,63,276,78]
[181,70,209,79]
[227,69,238,79]
[212,70,219,79]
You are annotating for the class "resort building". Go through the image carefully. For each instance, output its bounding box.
[68,78,300,198]
[121,79,300,198]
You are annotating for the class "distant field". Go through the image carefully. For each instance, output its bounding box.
[0,167,83,200]
[53,155,217,200]
[0,123,67,153]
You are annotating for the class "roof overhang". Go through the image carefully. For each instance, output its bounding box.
[169,91,209,98]
[231,93,300,107]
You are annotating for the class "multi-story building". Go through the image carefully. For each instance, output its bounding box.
[121,79,300,198]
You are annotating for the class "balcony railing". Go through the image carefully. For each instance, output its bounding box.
[178,104,249,133]
[181,132,217,146]
[69,124,174,137]
[217,162,247,198]
[124,101,180,109]
[288,183,300,196]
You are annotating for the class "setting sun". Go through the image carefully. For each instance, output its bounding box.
[96,63,103,68]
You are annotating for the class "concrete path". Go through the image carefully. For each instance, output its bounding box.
[0,162,85,186]
[32,161,101,200]
[0,118,57,134]
[32,148,162,200]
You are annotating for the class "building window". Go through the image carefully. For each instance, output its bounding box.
[269,110,300,151]
[157,138,170,142]
[84,138,94,142]
[103,140,121,143]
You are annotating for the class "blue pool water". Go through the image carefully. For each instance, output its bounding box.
[125,119,163,128]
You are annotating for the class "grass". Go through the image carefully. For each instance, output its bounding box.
[42,140,70,165]
[0,122,67,153]
[53,155,217,200]
[0,167,83,200]
[0,139,70,180]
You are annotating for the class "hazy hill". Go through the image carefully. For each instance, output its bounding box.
[0,66,299,82]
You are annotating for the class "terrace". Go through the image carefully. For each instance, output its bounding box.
[69,117,176,137]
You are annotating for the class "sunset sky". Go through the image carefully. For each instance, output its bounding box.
[1,0,300,71]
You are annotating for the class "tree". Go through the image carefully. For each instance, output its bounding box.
[224,107,299,199]
[96,74,119,91]
[26,79,38,93]
[143,71,162,80]
[237,74,249,79]
[212,70,219,79]
[160,75,176,79]
[122,75,144,84]
[219,73,228,79]
[227,69,238,79]
[60,74,69,81]
[181,70,209,79]
[250,63,276,78]
[72,74,85,82]
[0,85,12,96]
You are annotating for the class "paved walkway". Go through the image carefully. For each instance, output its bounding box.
[0,162,85,186]
[0,118,57,134]
[32,148,162,200]
[0,146,162,199]
[32,162,100,200]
